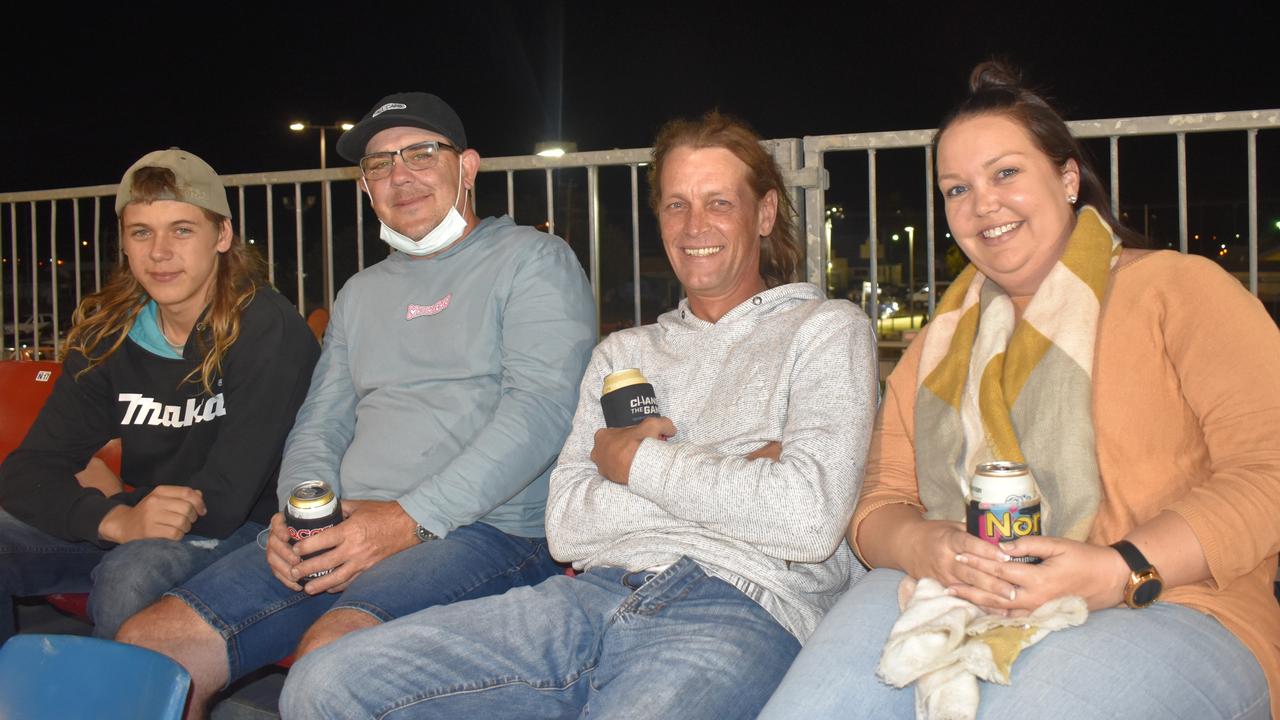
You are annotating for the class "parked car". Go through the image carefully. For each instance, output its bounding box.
[910,282,951,304]
[3,313,54,337]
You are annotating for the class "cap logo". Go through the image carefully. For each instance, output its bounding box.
[372,102,408,118]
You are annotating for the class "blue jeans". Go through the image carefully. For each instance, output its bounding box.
[169,521,560,686]
[759,568,1271,720]
[279,556,802,720]
[0,508,262,642]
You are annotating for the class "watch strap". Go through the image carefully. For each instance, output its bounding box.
[1110,539,1151,574]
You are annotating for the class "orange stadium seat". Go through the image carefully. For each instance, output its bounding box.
[0,359,123,625]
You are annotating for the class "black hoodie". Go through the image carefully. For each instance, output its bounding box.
[0,287,319,547]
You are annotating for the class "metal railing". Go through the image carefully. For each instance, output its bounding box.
[803,109,1280,329]
[2,109,1275,362]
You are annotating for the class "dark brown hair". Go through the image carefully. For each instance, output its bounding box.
[648,111,802,287]
[67,166,267,394]
[935,61,1147,248]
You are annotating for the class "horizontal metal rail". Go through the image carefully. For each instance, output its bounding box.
[1,109,1275,367]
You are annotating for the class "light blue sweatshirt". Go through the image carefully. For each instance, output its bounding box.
[278,216,596,538]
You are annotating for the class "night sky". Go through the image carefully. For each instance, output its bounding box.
[3,3,1277,193]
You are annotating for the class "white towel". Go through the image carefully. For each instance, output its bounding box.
[877,577,1088,720]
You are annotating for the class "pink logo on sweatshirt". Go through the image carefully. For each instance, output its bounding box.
[406,293,451,320]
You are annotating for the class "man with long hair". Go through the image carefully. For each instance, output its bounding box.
[118,93,597,718]
[0,148,319,642]
[278,112,879,720]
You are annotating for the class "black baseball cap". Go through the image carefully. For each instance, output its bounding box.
[336,92,467,163]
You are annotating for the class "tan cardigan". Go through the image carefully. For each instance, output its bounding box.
[853,250,1280,717]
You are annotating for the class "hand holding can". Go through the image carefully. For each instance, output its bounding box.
[600,369,660,428]
[285,480,344,585]
[965,461,1042,564]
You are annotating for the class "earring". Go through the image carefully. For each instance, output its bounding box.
[1067,194,1078,205]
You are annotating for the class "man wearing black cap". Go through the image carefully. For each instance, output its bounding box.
[118,93,596,718]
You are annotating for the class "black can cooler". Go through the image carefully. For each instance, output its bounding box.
[285,480,344,585]
[600,369,660,428]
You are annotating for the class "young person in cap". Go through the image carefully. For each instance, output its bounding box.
[118,93,596,718]
[0,148,320,642]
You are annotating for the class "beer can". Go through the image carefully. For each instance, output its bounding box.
[966,461,1042,563]
[600,369,660,428]
[285,480,343,584]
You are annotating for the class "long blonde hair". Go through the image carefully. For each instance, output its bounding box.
[648,111,802,288]
[66,167,266,395]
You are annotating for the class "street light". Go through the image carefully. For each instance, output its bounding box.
[904,226,915,323]
[288,121,353,310]
[289,121,354,169]
[535,141,577,158]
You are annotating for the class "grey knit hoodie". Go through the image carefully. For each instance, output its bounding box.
[547,282,878,641]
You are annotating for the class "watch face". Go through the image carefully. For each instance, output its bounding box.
[1133,577,1163,607]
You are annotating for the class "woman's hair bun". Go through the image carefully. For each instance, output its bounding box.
[968,60,1022,95]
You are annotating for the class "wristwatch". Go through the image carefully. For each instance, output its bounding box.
[415,524,439,543]
[1110,539,1163,608]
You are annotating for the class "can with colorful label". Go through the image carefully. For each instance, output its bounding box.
[285,480,344,585]
[966,461,1042,564]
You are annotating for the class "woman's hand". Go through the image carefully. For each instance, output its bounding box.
[903,520,1021,612]
[988,535,1129,612]
[858,505,1018,612]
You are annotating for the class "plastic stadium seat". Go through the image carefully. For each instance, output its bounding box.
[0,360,124,624]
[0,634,190,719]
[0,360,63,464]
[305,307,329,343]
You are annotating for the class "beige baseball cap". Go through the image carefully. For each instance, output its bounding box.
[114,147,232,217]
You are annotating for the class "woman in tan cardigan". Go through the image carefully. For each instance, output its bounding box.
[760,61,1277,719]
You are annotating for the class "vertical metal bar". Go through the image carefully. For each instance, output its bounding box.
[803,149,827,289]
[324,180,334,309]
[73,199,82,307]
[506,170,515,219]
[355,183,364,271]
[8,204,16,352]
[50,200,59,358]
[545,168,555,236]
[776,139,806,277]
[630,164,641,328]
[29,202,39,354]
[1109,136,1120,217]
[867,150,879,328]
[266,184,275,284]
[93,198,102,291]
[925,145,937,318]
[295,183,305,317]
[238,186,246,242]
[0,204,6,352]
[1247,129,1258,295]
[587,166,601,333]
[1177,133,1188,254]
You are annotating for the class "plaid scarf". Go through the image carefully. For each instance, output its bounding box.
[913,207,1121,541]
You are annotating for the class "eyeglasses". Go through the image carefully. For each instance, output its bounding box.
[359,140,458,180]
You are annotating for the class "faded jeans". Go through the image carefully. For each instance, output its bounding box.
[758,568,1270,720]
[279,556,802,720]
[0,508,262,642]
[169,520,561,687]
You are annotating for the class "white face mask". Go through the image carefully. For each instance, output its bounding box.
[378,162,469,257]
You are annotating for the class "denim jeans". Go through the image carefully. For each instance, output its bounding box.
[279,556,802,720]
[0,508,262,642]
[169,521,561,686]
[758,568,1271,720]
